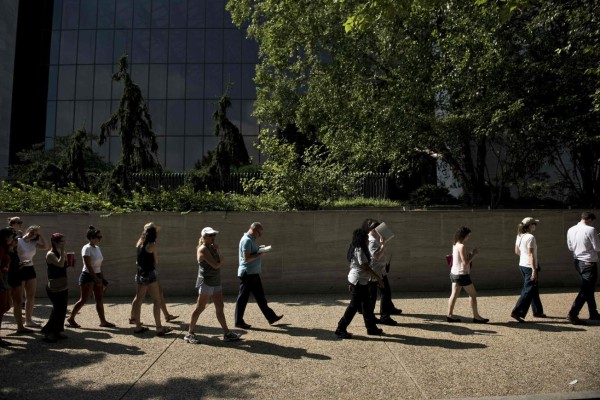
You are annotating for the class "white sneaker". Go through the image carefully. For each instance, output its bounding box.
[25,321,41,328]
[223,331,241,342]
[183,333,200,344]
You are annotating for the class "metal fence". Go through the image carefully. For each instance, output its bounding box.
[133,172,396,199]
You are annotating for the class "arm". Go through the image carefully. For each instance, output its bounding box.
[83,255,102,286]
[515,244,520,256]
[359,262,384,288]
[199,245,224,269]
[369,237,386,261]
[145,243,158,265]
[36,233,49,251]
[458,243,477,265]
[46,250,66,268]
[528,247,537,281]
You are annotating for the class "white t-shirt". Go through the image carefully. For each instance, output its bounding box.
[516,233,537,268]
[567,221,600,262]
[368,235,387,278]
[450,243,470,275]
[17,238,37,267]
[81,243,103,273]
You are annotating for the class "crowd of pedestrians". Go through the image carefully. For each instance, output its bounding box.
[0,212,597,347]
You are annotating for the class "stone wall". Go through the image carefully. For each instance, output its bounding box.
[1,210,591,297]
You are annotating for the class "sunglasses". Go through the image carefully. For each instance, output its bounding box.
[95,235,103,239]
[207,234,216,237]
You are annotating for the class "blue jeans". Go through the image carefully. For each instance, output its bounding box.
[234,273,277,325]
[512,266,543,318]
[569,260,598,317]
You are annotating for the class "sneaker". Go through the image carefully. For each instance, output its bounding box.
[334,329,352,339]
[223,332,241,342]
[268,315,283,325]
[389,308,403,315]
[235,322,252,329]
[567,314,587,326]
[25,321,41,328]
[379,317,398,326]
[367,327,384,335]
[588,313,600,321]
[156,327,173,337]
[183,333,200,344]
[511,313,525,323]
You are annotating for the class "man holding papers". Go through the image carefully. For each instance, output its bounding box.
[234,222,283,329]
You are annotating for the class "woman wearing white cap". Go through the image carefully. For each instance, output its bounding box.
[511,217,545,322]
[184,227,240,344]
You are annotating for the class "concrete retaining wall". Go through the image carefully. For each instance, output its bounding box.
[1,210,592,297]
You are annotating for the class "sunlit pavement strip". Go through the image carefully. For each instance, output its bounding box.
[1,290,599,400]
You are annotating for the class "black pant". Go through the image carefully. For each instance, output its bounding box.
[367,276,396,319]
[41,287,68,335]
[234,273,277,325]
[337,283,377,331]
[569,260,598,317]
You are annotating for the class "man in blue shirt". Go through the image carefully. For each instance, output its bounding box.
[234,222,283,329]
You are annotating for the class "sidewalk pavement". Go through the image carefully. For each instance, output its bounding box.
[1,289,599,400]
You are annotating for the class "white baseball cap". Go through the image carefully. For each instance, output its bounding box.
[201,227,219,236]
[521,217,539,225]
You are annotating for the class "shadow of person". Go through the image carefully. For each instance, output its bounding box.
[200,336,331,360]
[360,332,488,349]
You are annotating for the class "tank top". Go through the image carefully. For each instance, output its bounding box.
[47,254,67,280]
[450,243,470,275]
[136,245,156,273]
[196,246,221,287]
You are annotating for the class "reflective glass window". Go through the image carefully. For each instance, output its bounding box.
[76,65,94,99]
[166,100,185,135]
[185,100,203,135]
[46,101,57,136]
[109,136,122,164]
[80,0,98,29]
[133,0,151,28]
[58,65,77,99]
[187,0,205,28]
[203,100,216,135]
[170,0,187,28]
[241,36,259,64]
[131,30,150,63]
[186,30,205,63]
[56,101,75,136]
[165,137,185,170]
[169,30,186,63]
[241,64,256,99]
[74,101,93,131]
[185,64,204,99]
[97,0,116,28]
[96,30,114,64]
[48,66,59,100]
[91,139,110,163]
[205,0,223,28]
[115,0,133,28]
[203,133,218,154]
[78,30,96,64]
[62,0,80,29]
[151,0,169,28]
[150,30,168,63]
[50,31,60,65]
[94,65,113,99]
[60,30,78,64]
[112,73,124,99]
[155,136,166,165]
[130,64,149,98]
[149,64,167,99]
[205,29,223,63]
[226,98,242,128]
[241,100,259,135]
[184,137,203,169]
[92,100,111,133]
[114,30,132,62]
[223,64,241,98]
[204,65,223,99]
[53,0,63,28]
[148,100,166,135]
[167,64,185,99]
[224,29,241,63]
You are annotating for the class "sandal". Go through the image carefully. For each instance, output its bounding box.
[165,315,179,322]
[156,327,173,337]
[66,321,81,328]
[99,322,116,328]
[133,326,149,334]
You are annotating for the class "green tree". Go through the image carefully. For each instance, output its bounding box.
[99,54,162,194]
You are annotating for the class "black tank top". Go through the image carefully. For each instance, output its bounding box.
[47,252,67,279]
[136,245,155,273]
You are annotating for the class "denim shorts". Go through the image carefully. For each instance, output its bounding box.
[197,282,222,296]
[79,271,109,287]
[450,273,472,286]
[135,268,158,285]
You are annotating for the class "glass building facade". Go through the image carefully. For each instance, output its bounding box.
[46,0,260,171]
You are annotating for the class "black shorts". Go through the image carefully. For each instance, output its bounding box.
[135,268,158,285]
[450,273,472,286]
[78,271,109,287]
[10,265,36,286]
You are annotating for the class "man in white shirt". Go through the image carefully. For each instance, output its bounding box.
[566,211,600,325]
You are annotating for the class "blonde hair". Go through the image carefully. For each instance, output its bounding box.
[197,236,206,249]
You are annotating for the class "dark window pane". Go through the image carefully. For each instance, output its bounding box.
[92,100,111,134]
[241,99,259,135]
[155,136,166,165]
[74,101,93,131]
[169,29,186,63]
[133,0,151,28]
[78,30,96,64]
[113,30,132,62]
[204,64,222,99]
[53,0,63,28]
[203,132,218,153]
[165,136,184,171]
[224,29,241,63]
[170,0,187,28]
[94,65,113,99]
[241,35,259,63]
[112,68,124,99]
[96,30,114,63]
[187,0,205,27]
[166,100,184,135]
[46,101,57,136]
[186,30,204,63]
[226,99,241,128]
[205,0,223,28]
[56,101,75,136]
[50,31,60,64]
[76,65,94,99]
[62,0,79,29]
[115,0,133,28]
[97,0,116,28]
[185,64,204,98]
[185,100,203,135]
[109,136,122,164]
[167,64,185,98]
[204,100,216,135]
[184,137,203,169]
[205,29,223,63]
[223,64,241,98]
[224,4,236,29]
[60,30,78,64]
[148,100,166,135]
[80,0,98,29]
[150,30,168,63]
[58,65,76,99]
[131,30,150,63]
[130,64,149,98]
[151,0,169,28]
[149,64,167,99]
[48,66,59,100]
[241,64,256,99]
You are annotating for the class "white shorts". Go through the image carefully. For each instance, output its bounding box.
[198,283,222,296]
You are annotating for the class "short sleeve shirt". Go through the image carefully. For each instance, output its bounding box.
[516,233,537,268]
[368,235,386,277]
[348,248,370,285]
[81,243,103,274]
[17,238,37,267]
[238,233,261,276]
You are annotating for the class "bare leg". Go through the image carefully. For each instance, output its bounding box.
[68,284,93,326]
[11,285,25,330]
[212,292,230,334]
[463,284,484,319]
[157,280,176,320]
[92,283,112,325]
[24,278,37,325]
[447,283,462,317]
[132,284,149,329]
[187,293,210,334]
[145,283,164,332]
